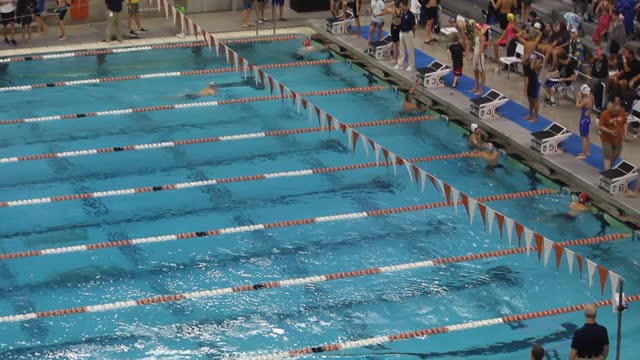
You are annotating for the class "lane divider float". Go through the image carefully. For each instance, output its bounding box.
[0,85,383,126]
[0,59,336,92]
[0,35,298,64]
[0,115,433,165]
[235,293,640,360]
[0,232,626,324]
[0,151,470,207]
[0,189,553,261]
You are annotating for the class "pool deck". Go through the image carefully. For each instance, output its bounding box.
[307,19,640,226]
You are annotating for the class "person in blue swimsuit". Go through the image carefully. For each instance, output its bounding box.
[576,84,593,159]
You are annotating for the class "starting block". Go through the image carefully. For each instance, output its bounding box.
[416,60,451,88]
[368,35,395,61]
[530,122,572,155]
[326,14,355,34]
[597,160,639,195]
[469,89,508,119]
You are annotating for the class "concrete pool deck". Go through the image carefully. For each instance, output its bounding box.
[307,19,640,226]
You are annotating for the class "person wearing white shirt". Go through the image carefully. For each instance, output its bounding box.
[368,0,385,47]
[0,0,16,45]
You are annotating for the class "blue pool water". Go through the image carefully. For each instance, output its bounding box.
[0,38,637,359]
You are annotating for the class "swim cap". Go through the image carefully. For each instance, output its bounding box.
[470,123,479,132]
[578,193,589,204]
[303,38,311,47]
[580,84,591,94]
[507,13,515,22]
[533,22,542,29]
[209,82,217,87]
[486,142,494,150]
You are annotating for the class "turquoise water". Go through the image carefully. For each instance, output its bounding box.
[0,39,637,359]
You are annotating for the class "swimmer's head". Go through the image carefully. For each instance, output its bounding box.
[303,38,311,47]
[580,84,591,94]
[578,192,589,204]
[470,123,479,133]
[507,13,515,22]
[209,82,217,89]
[485,142,494,151]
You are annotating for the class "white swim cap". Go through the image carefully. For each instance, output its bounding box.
[486,142,494,150]
[580,84,591,94]
[470,123,479,132]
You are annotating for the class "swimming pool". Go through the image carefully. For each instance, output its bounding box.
[0,36,637,359]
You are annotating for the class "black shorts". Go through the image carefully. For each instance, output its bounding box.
[347,3,358,18]
[58,7,67,20]
[0,11,15,25]
[498,12,508,30]
[390,24,400,43]
[424,6,438,21]
[609,40,621,55]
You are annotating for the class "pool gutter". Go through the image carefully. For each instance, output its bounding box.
[308,20,640,227]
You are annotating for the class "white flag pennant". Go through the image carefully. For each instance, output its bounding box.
[505,216,514,246]
[543,238,554,267]
[283,86,292,100]
[243,61,249,79]
[524,228,534,255]
[360,134,370,157]
[295,95,302,114]
[420,169,427,193]
[163,0,169,17]
[565,248,576,275]
[319,110,327,128]
[195,24,202,37]
[214,37,220,57]
[586,259,598,288]
[388,152,397,176]
[404,161,414,183]
[374,142,381,165]
[347,127,354,151]
[307,103,314,123]
[451,187,460,213]
[332,117,341,131]
[486,208,496,234]
[225,46,230,65]
[435,179,445,196]
[234,51,240,71]
[272,78,280,95]
[172,5,177,25]
[609,272,622,301]
[467,197,477,224]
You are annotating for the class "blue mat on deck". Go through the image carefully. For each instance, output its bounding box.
[358,26,614,172]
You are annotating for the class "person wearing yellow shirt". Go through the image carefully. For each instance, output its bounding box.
[127,0,146,37]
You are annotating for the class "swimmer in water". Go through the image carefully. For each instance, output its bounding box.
[568,192,591,217]
[185,82,217,100]
[468,122,485,148]
[294,37,331,60]
[402,80,428,113]
[470,142,500,167]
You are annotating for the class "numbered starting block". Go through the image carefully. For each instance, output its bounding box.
[368,35,395,61]
[530,122,572,155]
[469,89,508,119]
[416,60,451,88]
[326,14,355,34]
[597,160,639,195]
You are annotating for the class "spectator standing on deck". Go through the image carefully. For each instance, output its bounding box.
[387,0,401,66]
[530,344,544,360]
[0,0,17,45]
[448,33,464,88]
[17,0,37,42]
[174,0,187,36]
[576,84,594,159]
[368,0,385,48]
[127,0,147,37]
[422,0,438,45]
[55,0,68,40]
[472,23,489,95]
[491,0,514,33]
[590,47,608,111]
[342,0,361,37]
[105,0,124,44]
[330,0,341,18]
[242,0,253,29]
[394,0,416,72]
[599,102,628,170]
[569,304,610,360]
[272,0,285,21]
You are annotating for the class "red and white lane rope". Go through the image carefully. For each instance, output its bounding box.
[0,35,298,64]
[0,115,432,165]
[0,85,382,126]
[0,232,626,324]
[0,151,469,208]
[0,189,552,261]
[236,294,640,360]
[0,59,335,92]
